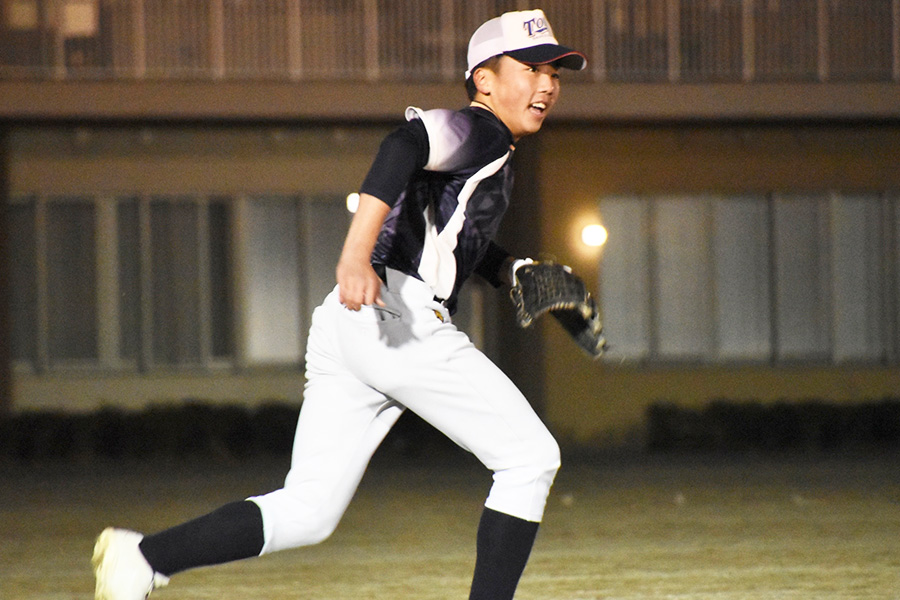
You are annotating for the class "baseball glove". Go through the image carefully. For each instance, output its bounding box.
[509,259,608,357]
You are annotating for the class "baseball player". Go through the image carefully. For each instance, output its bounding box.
[92,9,586,600]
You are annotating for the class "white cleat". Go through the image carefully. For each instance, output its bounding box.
[92,528,170,600]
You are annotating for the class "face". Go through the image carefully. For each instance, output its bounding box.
[474,56,561,141]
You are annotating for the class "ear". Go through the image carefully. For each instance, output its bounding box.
[472,67,493,97]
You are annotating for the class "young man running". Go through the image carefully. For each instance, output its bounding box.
[93,9,586,600]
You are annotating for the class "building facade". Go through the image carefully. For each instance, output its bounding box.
[2,0,900,447]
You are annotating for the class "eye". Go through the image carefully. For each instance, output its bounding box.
[528,65,539,73]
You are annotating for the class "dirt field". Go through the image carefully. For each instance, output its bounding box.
[2,451,899,599]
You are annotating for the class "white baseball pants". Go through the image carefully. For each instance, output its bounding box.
[249,269,560,555]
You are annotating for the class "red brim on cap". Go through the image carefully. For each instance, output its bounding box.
[505,44,587,71]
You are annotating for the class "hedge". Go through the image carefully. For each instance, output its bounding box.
[646,398,900,453]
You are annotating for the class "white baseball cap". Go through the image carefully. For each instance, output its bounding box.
[465,9,587,80]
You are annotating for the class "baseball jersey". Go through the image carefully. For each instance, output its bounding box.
[361,105,515,314]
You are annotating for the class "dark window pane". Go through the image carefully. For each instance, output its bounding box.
[208,199,233,358]
[150,199,201,365]
[8,200,37,362]
[117,198,142,362]
[46,200,97,361]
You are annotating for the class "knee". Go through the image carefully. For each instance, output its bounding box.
[295,516,339,547]
[530,430,562,478]
[498,432,561,488]
[485,433,561,522]
[265,506,341,553]
[250,491,342,554]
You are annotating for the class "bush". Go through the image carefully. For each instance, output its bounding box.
[646,398,900,453]
[0,401,300,462]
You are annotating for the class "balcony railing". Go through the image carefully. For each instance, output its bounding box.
[1,0,899,83]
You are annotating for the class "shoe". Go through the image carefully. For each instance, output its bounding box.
[92,528,170,600]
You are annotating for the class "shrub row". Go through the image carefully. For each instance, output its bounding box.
[646,398,900,453]
[4,398,899,461]
[0,402,300,461]
[0,401,463,463]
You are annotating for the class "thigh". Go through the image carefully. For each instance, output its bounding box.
[289,290,404,489]
[253,293,405,552]
[331,283,555,473]
[393,337,555,472]
[318,278,554,471]
[253,373,403,552]
[338,305,551,470]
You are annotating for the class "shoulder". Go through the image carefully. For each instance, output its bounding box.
[405,107,472,137]
[405,106,507,172]
[405,107,474,171]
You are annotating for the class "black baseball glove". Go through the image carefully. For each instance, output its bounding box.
[509,259,608,357]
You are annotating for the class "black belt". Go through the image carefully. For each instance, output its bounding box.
[373,263,388,285]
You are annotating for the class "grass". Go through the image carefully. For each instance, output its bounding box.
[1,451,899,599]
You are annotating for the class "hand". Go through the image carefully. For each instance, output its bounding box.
[507,257,533,287]
[334,193,391,311]
[336,257,385,311]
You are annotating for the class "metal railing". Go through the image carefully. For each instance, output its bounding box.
[1,0,898,83]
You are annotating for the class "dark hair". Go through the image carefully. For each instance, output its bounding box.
[464,55,503,101]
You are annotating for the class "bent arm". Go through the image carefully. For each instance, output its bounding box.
[336,193,391,311]
[475,241,518,288]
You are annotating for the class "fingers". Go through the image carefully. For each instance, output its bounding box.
[341,288,383,311]
[337,267,384,311]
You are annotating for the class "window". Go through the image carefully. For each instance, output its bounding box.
[240,197,303,364]
[234,195,350,365]
[599,193,899,365]
[8,198,37,363]
[604,0,670,82]
[680,0,744,81]
[149,199,204,364]
[772,195,831,360]
[115,196,233,369]
[654,197,714,358]
[596,197,651,358]
[8,192,355,372]
[46,198,98,361]
[5,125,491,377]
[7,196,99,367]
[9,194,235,371]
[830,195,887,362]
[713,197,771,359]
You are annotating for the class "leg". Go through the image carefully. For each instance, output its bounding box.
[345,306,561,523]
[469,508,540,600]
[250,289,405,552]
[156,291,403,559]
[139,500,265,576]
[387,342,557,600]
[340,275,561,600]
[249,369,403,553]
[93,290,402,598]
[134,376,399,574]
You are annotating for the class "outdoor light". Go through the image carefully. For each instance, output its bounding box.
[581,223,608,247]
[346,192,360,213]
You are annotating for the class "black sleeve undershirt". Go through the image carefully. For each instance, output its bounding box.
[475,241,512,288]
[359,118,429,207]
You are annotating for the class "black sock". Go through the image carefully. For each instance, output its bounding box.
[468,507,540,600]
[138,500,265,577]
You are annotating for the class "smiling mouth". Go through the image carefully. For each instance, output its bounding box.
[529,102,547,115]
